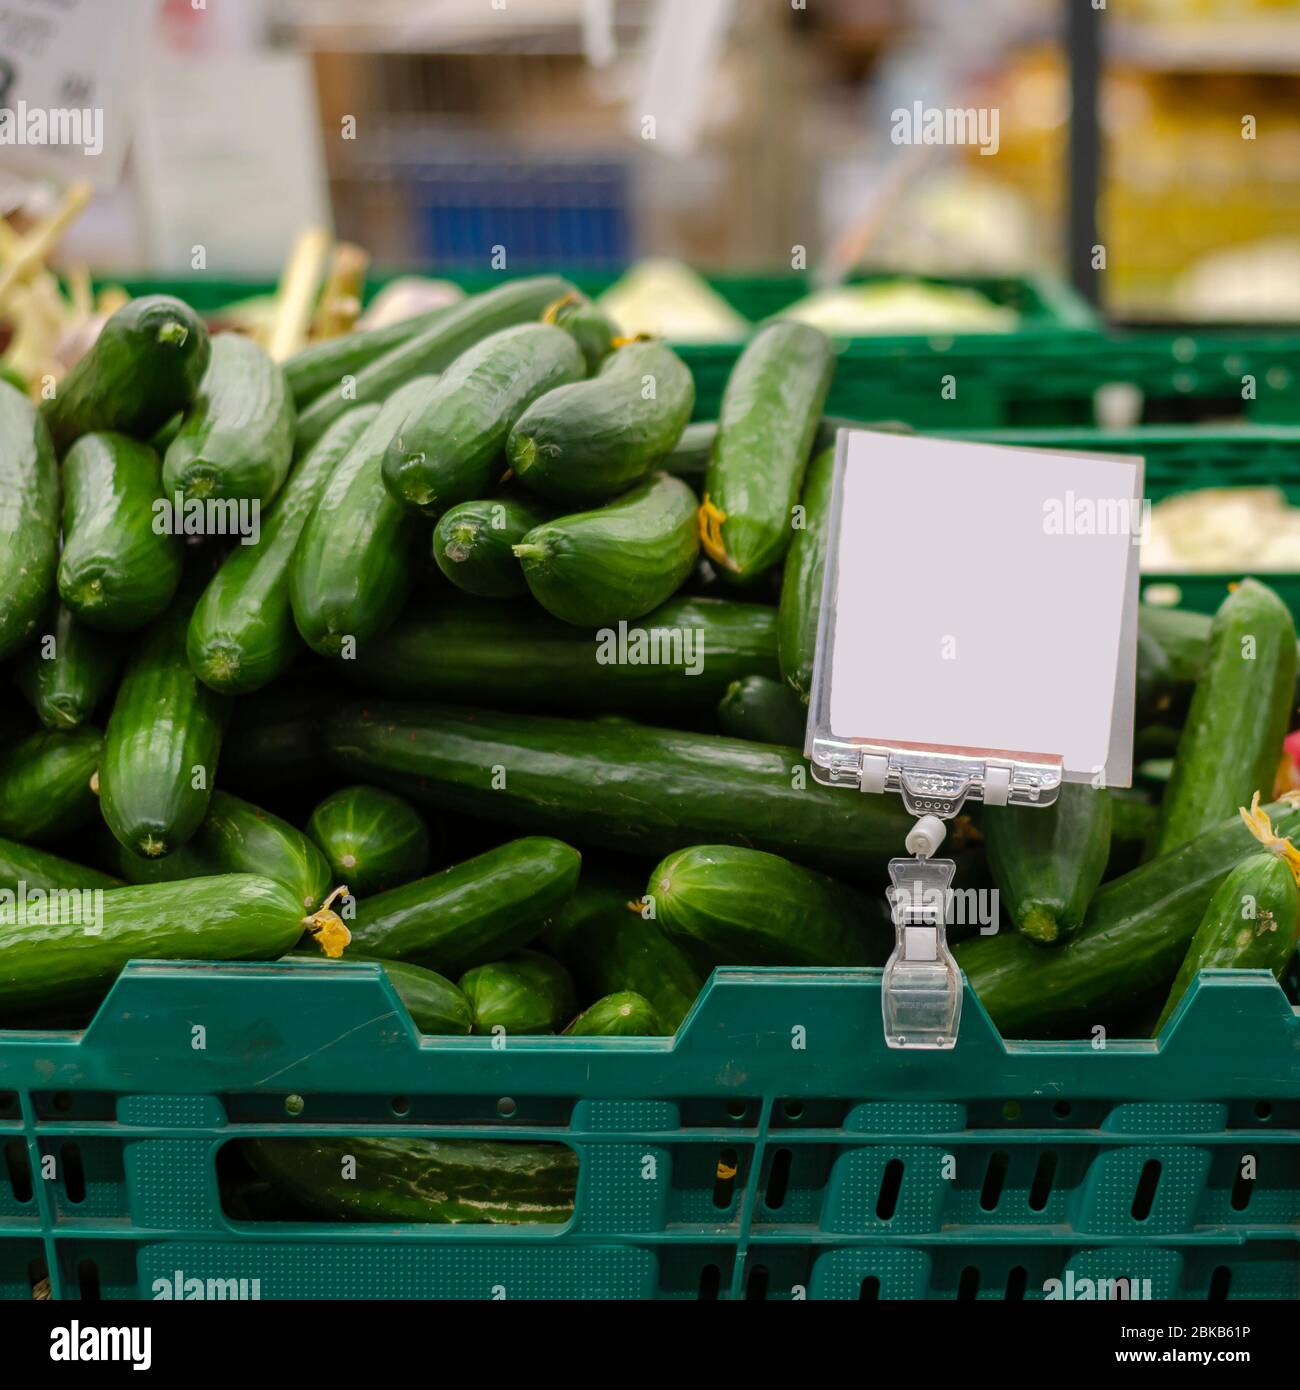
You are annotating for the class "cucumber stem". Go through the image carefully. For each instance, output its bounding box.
[512,543,549,563]
[156,320,190,348]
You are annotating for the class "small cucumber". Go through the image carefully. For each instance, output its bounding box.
[57,432,182,632]
[162,333,296,506]
[1151,580,1296,857]
[459,950,577,1035]
[983,784,1113,945]
[648,844,889,967]
[283,305,452,408]
[776,445,835,702]
[563,991,663,1036]
[432,495,550,599]
[291,377,439,658]
[345,836,581,975]
[539,874,702,1031]
[360,957,472,1034]
[702,322,833,584]
[544,293,618,372]
[306,785,430,897]
[294,275,576,451]
[44,295,211,453]
[0,873,306,1016]
[382,323,585,515]
[100,592,228,858]
[0,834,119,893]
[0,726,102,843]
[513,472,700,626]
[188,405,378,694]
[108,789,332,912]
[0,381,59,660]
[716,674,806,746]
[1154,850,1299,1035]
[14,604,123,730]
[507,340,694,504]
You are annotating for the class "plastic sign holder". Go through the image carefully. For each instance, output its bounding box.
[806,429,1143,1050]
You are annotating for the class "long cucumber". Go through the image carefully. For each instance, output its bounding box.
[282,305,453,408]
[0,381,59,660]
[0,727,103,843]
[776,445,835,702]
[0,836,119,893]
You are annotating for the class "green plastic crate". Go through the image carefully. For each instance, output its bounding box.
[1,962,1296,1301]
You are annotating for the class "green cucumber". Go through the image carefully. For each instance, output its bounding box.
[282,306,452,409]
[563,991,663,1036]
[14,604,122,730]
[776,445,835,702]
[294,275,575,452]
[162,333,295,506]
[291,955,472,1034]
[545,294,618,373]
[107,790,332,912]
[57,432,182,632]
[350,594,778,714]
[716,674,806,746]
[290,377,439,658]
[459,950,577,1034]
[662,420,715,481]
[702,322,833,584]
[432,495,550,599]
[539,874,703,1031]
[0,727,102,842]
[1151,580,1296,857]
[188,405,378,694]
[514,472,699,626]
[0,835,119,893]
[99,594,228,858]
[648,844,888,967]
[955,796,1300,1038]
[0,382,59,661]
[507,340,694,504]
[244,1134,577,1225]
[44,295,211,453]
[1154,851,1299,1035]
[382,323,585,515]
[344,836,580,974]
[0,873,307,1015]
[983,784,1112,945]
[324,703,914,880]
[306,785,429,897]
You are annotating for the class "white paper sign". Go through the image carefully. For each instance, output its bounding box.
[812,430,1142,786]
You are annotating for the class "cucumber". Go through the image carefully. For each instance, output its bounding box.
[0,382,59,660]
[188,406,378,694]
[507,340,694,504]
[0,873,307,1015]
[99,594,228,858]
[701,322,833,583]
[344,836,581,975]
[306,785,429,897]
[244,1135,578,1225]
[44,295,211,453]
[295,955,472,1034]
[382,323,585,515]
[544,293,618,373]
[350,594,778,714]
[776,445,835,702]
[539,874,703,1031]
[290,377,439,658]
[459,950,577,1035]
[57,432,182,632]
[0,835,119,893]
[107,790,332,912]
[432,495,550,599]
[1154,850,1299,1035]
[955,796,1300,1038]
[563,991,663,1036]
[716,674,806,746]
[1151,580,1296,857]
[514,472,700,626]
[14,604,122,729]
[0,727,102,843]
[161,333,295,506]
[983,784,1113,945]
[294,275,575,452]
[282,306,452,408]
[324,703,914,880]
[648,844,888,967]
[662,420,715,481]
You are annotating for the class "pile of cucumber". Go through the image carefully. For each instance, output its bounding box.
[3,277,1298,1222]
